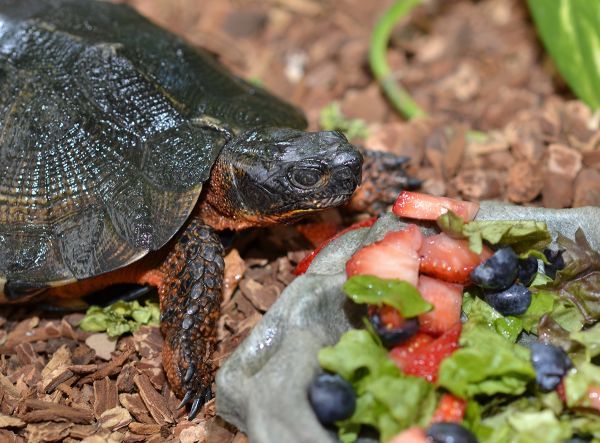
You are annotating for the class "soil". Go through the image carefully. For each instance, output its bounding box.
[1,0,599,442]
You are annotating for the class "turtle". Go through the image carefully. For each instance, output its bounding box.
[0,0,414,419]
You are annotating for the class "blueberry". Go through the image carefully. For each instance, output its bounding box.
[426,422,478,443]
[308,373,356,425]
[484,283,531,316]
[530,343,572,392]
[470,247,519,290]
[369,313,419,348]
[543,248,566,279]
[517,256,538,286]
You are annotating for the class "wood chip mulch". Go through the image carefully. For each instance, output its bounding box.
[2,0,599,441]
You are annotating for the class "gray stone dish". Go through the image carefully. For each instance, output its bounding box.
[217,202,600,443]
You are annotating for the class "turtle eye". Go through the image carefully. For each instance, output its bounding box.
[289,167,324,189]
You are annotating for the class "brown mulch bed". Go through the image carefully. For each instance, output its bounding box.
[1,0,599,442]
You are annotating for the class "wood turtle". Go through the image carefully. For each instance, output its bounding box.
[0,0,413,418]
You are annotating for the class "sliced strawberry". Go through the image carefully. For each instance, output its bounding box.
[556,379,567,404]
[296,221,340,247]
[430,393,467,424]
[419,233,493,284]
[393,191,480,223]
[389,332,435,369]
[346,225,424,286]
[417,276,463,336]
[388,427,428,443]
[587,385,600,411]
[294,217,377,275]
[391,322,462,383]
[378,304,404,329]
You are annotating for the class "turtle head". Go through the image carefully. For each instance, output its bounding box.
[201,128,362,229]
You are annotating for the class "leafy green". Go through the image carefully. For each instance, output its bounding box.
[319,102,369,140]
[463,220,552,255]
[520,291,555,333]
[571,322,600,360]
[436,212,552,254]
[462,293,522,342]
[527,0,600,110]
[564,362,600,407]
[543,230,600,325]
[438,319,535,398]
[343,275,432,318]
[319,329,436,442]
[79,299,160,337]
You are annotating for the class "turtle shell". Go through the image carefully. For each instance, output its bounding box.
[0,0,306,291]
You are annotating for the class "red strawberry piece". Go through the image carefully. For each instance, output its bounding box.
[430,393,467,424]
[296,221,340,247]
[346,224,424,286]
[588,385,600,411]
[389,332,435,370]
[391,322,462,383]
[377,305,405,329]
[388,427,429,443]
[393,191,480,223]
[294,217,377,275]
[417,276,463,336]
[419,233,493,284]
[556,379,567,403]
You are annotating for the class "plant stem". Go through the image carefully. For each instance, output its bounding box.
[369,0,427,120]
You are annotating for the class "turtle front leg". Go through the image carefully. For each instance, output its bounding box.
[158,219,224,420]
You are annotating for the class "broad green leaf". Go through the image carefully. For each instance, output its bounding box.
[528,0,600,109]
[343,275,432,317]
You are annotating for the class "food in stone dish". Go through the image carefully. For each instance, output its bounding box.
[0,0,416,419]
[310,191,600,443]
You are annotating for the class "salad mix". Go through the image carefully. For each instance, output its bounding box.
[306,191,600,443]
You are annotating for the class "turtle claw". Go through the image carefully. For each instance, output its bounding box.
[181,386,212,420]
[177,390,194,409]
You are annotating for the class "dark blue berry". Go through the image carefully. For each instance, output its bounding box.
[518,256,538,286]
[484,283,531,316]
[369,312,419,348]
[530,343,572,392]
[543,248,566,279]
[308,373,356,425]
[470,247,519,290]
[426,422,478,443]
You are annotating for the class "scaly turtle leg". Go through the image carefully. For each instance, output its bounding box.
[348,149,421,214]
[158,219,224,420]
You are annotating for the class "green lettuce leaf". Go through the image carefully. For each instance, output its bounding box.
[319,329,393,381]
[320,329,436,442]
[462,293,523,342]
[564,362,600,408]
[436,212,552,254]
[462,220,552,255]
[521,291,555,333]
[570,322,600,360]
[438,320,535,398]
[343,275,432,318]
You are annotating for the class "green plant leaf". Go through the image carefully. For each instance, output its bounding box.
[343,275,432,318]
[527,0,600,109]
[79,299,160,337]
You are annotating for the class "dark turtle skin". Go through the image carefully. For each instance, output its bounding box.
[0,0,412,419]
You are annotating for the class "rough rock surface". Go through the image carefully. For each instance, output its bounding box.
[217,203,600,443]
